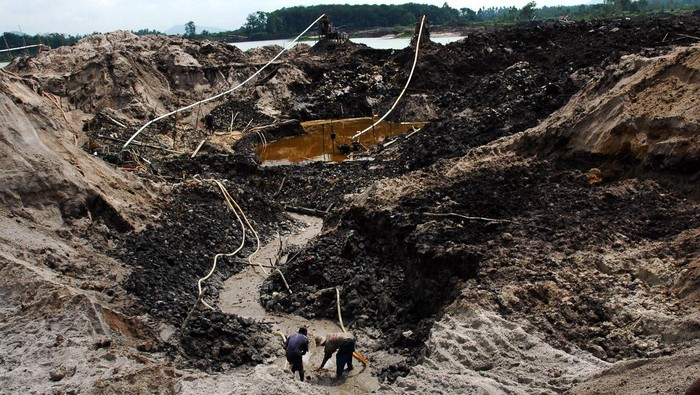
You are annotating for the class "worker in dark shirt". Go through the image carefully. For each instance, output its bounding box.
[284,326,309,381]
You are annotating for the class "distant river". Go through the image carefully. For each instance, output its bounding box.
[230,35,465,51]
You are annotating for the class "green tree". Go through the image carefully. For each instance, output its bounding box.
[266,13,283,35]
[521,1,537,20]
[618,0,633,11]
[185,21,196,37]
[502,6,518,22]
[244,11,267,33]
[460,7,477,21]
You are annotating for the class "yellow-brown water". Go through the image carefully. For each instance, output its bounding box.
[257,117,426,165]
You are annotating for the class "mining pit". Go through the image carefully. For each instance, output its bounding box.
[1,12,700,395]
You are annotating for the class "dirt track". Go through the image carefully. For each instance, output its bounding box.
[1,11,700,394]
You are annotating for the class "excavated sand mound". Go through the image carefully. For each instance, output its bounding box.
[8,31,249,123]
[0,70,166,392]
[512,44,700,170]
[0,71,152,228]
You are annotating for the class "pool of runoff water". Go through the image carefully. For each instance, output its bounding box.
[257,117,426,166]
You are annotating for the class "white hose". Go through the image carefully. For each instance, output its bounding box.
[275,268,293,294]
[122,14,327,149]
[193,177,264,310]
[195,180,248,310]
[336,287,347,334]
[214,180,265,275]
[352,15,426,141]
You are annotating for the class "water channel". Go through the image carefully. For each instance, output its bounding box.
[219,213,380,393]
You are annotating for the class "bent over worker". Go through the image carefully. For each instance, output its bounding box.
[315,332,355,378]
[284,326,309,382]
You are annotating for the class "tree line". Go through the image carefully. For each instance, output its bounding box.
[1,32,82,61]
[241,3,460,39]
[196,0,700,41]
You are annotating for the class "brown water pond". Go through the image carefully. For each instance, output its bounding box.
[257,117,426,165]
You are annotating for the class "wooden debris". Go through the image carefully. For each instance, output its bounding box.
[97,134,184,154]
[191,139,207,158]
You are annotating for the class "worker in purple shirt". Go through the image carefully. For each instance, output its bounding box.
[284,327,309,381]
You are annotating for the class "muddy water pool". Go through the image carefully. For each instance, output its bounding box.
[258,117,426,165]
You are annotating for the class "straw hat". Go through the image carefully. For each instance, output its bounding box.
[315,335,326,346]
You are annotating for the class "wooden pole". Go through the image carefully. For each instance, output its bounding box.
[97,134,184,154]
[193,103,202,134]
[322,123,326,161]
[172,98,179,149]
[191,139,207,158]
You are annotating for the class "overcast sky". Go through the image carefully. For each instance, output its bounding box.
[1,0,592,36]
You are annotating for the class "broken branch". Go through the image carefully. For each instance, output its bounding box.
[285,206,328,217]
[274,176,286,197]
[677,33,700,41]
[191,139,207,158]
[97,134,184,154]
[104,115,127,128]
[425,212,513,223]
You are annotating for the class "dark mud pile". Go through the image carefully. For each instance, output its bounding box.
[113,179,285,370]
[397,12,700,169]
[238,12,700,214]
